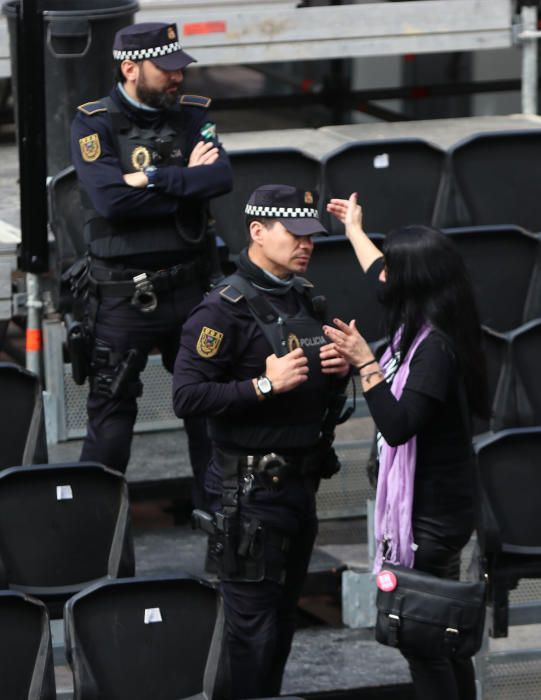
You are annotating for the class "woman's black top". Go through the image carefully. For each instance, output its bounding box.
[363,259,474,522]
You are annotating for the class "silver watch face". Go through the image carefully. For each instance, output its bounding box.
[257,376,272,395]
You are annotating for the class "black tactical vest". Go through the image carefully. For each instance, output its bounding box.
[82,97,207,259]
[208,275,333,451]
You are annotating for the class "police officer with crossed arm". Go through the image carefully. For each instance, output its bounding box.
[173,185,351,698]
[69,22,232,507]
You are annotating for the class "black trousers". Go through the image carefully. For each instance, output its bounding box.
[80,284,211,509]
[403,516,476,700]
[209,478,318,699]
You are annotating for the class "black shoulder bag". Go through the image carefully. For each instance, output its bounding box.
[374,381,487,659]
[375,562,486,658]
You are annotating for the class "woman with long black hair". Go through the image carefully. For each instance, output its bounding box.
[324,194,488,700]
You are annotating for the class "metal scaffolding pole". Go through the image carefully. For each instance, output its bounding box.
[520,2,539,115]
[15,0,48,376]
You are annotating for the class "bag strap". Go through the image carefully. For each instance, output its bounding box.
[387,592,405,647]
[443,605,462,655]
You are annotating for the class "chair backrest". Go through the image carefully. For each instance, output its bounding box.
[320,138,446,235]
[480,320,541,432]
[210,148,320,255]
[509,318,541,427]
[475,428,541,554]
[65,575,222,700]
[0,462,134,616]
[47,165,86,273]
[0,362,47,468]
[0,590,56,700]
[444,225,540,332]
[448,129,541,231]
[479,326,510,434]
[308,234,385,343]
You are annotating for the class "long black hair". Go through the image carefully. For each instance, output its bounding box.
[380,225,489,418]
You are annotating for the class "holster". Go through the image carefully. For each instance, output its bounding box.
[192,509,267,583]
[90,342,144,399]
[66,315,91,386]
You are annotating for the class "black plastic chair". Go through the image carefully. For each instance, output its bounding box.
[444,225,541,332]
[0,462,134,617]
[475,427,541,637]
[210,148,320,256]
[447,129,541,230]
[0,590,56,700]
[47,164,86,273]
[65,575,224,700]
[320,138,446,235]
[309,234,385,343]
[0,362,48,468]
[482,319,541,432]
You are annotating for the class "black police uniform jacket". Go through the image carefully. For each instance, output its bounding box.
[172,270,334,453]
[70,85,232,261]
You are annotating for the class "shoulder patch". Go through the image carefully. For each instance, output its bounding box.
[196,326,224,358]
[180,94,212,109]
[219,285,244,304]
[79,133,101,162]
[77,100,108,116]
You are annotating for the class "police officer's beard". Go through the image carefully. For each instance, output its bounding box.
[136,78,179,110]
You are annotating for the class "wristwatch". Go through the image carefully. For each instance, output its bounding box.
[256,374,273,397]
[144,165,158,188]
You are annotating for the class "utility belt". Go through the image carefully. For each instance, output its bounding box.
[235,450,304,492]
[218,441,340,493]
[88,258,204,313]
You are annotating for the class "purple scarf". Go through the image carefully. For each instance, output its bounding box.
[373,323,431,573]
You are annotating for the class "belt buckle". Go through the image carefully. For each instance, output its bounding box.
[131,273,158,313]
[258,452,287,487]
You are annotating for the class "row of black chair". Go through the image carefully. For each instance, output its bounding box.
[0,454,300,699]
[4,573,304,700]
[308,226,541,344]
[47,129,541,273]
[208,130,541,255]
[3,428,540,696]
[475,427,541,638]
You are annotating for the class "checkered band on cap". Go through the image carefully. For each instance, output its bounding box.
[245,204,319,218]
[113,41,183,61]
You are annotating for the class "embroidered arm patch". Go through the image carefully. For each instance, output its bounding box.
[196,326,224,358]
[79,133,101,162]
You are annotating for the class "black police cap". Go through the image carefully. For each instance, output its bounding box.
[113,22,196,71]
[245,184,328,236]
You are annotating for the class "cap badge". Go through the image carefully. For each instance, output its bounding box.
[287,333,301,352]
[131,145,152,171]
[79,133,101,163]
[304,191,314,205]
[167,26,176,40]
[196,326,224,358]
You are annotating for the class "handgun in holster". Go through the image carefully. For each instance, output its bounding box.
[66,314,91,386]
[192,509,265,581]
[191,509,237,576]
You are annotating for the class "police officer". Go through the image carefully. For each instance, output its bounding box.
[173,185,350,698]
[70,22,232,507]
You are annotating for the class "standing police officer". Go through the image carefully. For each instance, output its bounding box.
[70,22,232,507]
[173,185,350,698]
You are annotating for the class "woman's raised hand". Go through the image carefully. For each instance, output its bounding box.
[323,318,374,370]
[326,192,364,238]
